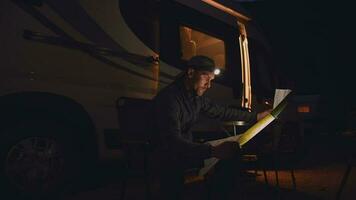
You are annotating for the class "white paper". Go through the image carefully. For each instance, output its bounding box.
[199,114,276,176]
[273,89,292,109]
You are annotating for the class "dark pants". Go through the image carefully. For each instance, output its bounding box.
[159,154,241,200]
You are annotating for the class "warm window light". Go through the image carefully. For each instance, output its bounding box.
[202,0,252,109]
[214,68,221,75]
[298,105,310,113]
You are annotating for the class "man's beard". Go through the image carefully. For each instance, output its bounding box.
[196,88,207,96]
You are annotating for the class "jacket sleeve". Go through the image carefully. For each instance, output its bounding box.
[200,96,257,124]
[155,94,211,159]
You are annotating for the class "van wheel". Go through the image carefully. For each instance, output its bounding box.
[0,119,82,199]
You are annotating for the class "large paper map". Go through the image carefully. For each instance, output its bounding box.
[199,89,292,176]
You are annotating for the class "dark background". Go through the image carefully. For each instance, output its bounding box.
[240,0,356,131]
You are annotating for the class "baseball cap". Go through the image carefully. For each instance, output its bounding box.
[186,55,217,73]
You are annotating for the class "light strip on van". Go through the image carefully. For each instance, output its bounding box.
[238,22,252,110]
[202,0,251,21]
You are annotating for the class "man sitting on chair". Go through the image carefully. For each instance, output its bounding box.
[152,55,271,200]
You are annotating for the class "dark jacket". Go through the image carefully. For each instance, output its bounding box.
[152,78,257,160]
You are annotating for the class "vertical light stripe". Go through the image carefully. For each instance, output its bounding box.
[238,21,252,110]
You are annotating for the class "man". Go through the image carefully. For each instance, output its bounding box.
[152,55,271,200]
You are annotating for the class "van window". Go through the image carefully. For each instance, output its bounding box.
[179,26,226,70]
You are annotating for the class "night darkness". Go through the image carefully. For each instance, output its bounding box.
[241,0,356,130]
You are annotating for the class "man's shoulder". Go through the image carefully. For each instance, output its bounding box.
[156,82,181,99]
[154,87,179,104]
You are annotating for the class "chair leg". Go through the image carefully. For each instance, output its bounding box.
[120,178,127,200]
[143,150,152,200]
[263,169,269,185]
[290,169,297,190]
[271,154,279,188]
[274,169,279,187]
[336,163,352,200]
[144,176,151,200]
[203,177,212,200]
[257,156,269,185]
[272,155,282,200]
[119,159,130,200]
[237,170,248,200]
[273,156,279,188]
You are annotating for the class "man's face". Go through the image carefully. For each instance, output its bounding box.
[188,68,215,96]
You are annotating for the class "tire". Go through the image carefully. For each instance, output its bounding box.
[0,118,83,199]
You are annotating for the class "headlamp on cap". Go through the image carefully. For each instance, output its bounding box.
[186,55,221,75]
[214,68,221,75]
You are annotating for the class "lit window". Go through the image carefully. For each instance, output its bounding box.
[298,105,310,113]
[179,26,225,70]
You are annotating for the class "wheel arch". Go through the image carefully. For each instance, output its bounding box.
[0,91,98,160]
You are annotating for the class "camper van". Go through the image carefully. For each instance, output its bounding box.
[0,0,276,197]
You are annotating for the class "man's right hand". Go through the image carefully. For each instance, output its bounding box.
[211,141,240,159]
[257,109,273,121]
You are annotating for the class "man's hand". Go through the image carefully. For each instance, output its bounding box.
[211,141,240,159]
[257,109,273,121]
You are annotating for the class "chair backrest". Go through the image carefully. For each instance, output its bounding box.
[116,97,153,141]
